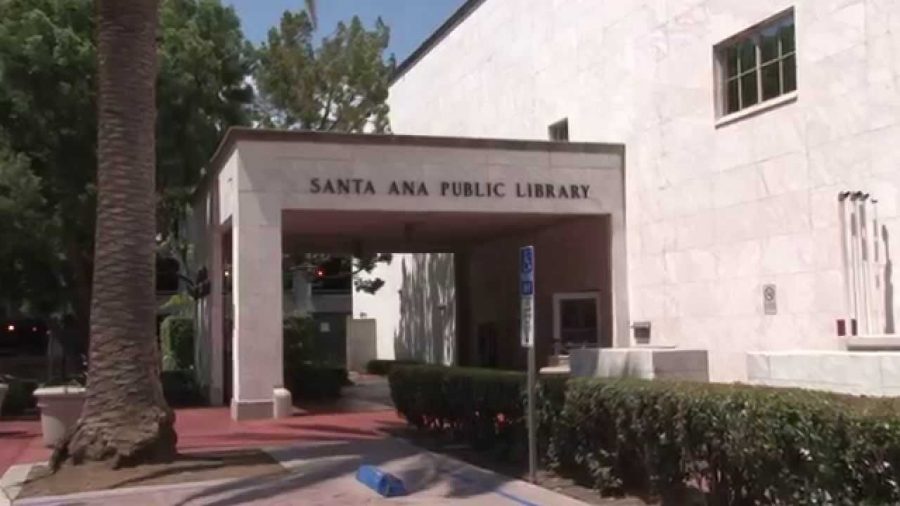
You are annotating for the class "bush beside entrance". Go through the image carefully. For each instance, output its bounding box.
[283,315,347,401]
[389,364,900,504]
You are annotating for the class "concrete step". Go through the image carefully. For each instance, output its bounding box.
[547,354,570,367]
[539,365,570,375]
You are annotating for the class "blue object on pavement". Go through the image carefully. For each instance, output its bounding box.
[356,464,408,497]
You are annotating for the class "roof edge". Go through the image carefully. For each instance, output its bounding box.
[196,127,625,198]
[390,0,486,85]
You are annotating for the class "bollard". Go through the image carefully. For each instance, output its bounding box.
[272,387,292,419]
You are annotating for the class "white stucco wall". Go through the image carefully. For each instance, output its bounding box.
[355,258,403,361]
[388,0,900,381]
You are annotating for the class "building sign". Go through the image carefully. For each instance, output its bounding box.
[763,284,777,315]
[520,246,535,348]
[310,178,592,200]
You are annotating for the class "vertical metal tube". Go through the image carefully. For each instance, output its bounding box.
[527,344,536,483]
[838,192,853,331]
[860,195,873,335]
[849,193,862,333]
[872,199,882,334]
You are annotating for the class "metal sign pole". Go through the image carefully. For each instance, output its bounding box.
[527,334,536,483]
[519,245,537,484]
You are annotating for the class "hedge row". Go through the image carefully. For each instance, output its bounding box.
[285,364,348,400]
[365,359,422,376]
[0,378,38,415]
[389,365,563,459]
[389,365,900,504]
[283,316,347,401]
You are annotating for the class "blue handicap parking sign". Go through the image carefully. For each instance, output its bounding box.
[521,280,534,296]
[520,246,534,275]
[520,246,535,296]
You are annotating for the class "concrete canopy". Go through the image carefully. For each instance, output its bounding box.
[191,128,627,419]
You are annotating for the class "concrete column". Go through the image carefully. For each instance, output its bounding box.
[609,212,631,347]
[292,271,313,317]
[231,197,283,420]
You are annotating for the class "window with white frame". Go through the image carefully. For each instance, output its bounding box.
[716,10,796,116]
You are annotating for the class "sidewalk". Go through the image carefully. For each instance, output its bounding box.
[10,438,592,505]
[0,378,598,505]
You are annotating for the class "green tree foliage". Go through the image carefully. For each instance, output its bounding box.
[0,0,97,326]
[255,11,394,133]
[0,0,253,326]
[256,9,396,292]
[157,0,254,237]
[0,140,61,315]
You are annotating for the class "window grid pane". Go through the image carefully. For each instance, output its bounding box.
[740,70,759,109]
[726,78,740,114]
[782,54,797,93]
[718,13,795,116]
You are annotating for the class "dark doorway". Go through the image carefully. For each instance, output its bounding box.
[477,322,499,367]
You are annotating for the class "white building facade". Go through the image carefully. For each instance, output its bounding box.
[367,0,900,382]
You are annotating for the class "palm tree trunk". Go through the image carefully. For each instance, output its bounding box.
[52,0,176,468]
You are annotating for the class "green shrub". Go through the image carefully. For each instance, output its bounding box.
[389,364,561,457]
[1,378,38,415]
[160,316,194,371]
[389,366,900,504]
[366,359,422,376]
[285,364,348,401]
[282,316,347,401]
[161,370,205,407]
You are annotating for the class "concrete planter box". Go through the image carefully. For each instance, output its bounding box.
[570,347,709,381]
[34,386,85,447]
[748,351,900,396]
[0,383,7,415]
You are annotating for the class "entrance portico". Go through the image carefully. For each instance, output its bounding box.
[191,128,626,420]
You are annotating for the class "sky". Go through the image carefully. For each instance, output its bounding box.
[226,0,467,63]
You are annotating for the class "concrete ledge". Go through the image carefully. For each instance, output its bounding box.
[570,347,709,381]
[748,351,900,396]
[844,336,900,351]
[230,399,274,420]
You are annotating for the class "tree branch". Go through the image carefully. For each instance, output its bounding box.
[317,87,335,130]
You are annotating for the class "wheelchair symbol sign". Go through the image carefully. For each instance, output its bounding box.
[520,247,534,274]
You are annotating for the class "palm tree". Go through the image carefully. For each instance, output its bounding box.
[52,0,176,468]
[305,0,317,28]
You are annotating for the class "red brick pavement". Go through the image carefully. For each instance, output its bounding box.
[0,407,404,476]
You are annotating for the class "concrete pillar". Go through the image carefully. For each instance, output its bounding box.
[292,271,313,317]
[231,197,283,420]
[609,212,631,348]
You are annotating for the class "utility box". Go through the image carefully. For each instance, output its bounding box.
[346,318,377,372]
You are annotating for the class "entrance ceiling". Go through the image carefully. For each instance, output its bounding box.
[281,210,586,253]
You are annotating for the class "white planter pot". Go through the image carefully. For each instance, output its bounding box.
[34,386,85,447]
[0,383,8,415]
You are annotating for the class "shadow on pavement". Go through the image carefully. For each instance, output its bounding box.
[171,437,521,505]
